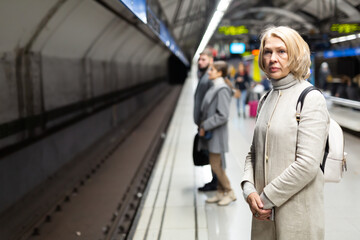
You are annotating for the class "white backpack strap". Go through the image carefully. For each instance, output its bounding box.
[296,86,327,172]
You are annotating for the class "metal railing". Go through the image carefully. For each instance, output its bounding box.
[324,93,360,110]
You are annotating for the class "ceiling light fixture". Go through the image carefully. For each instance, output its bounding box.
[192,0,233,63]
[330,34,358,44]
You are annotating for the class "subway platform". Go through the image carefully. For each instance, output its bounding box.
[130,67,360,240]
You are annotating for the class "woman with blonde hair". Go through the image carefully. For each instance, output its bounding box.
[199,60,236,206]
[242,26,329,239]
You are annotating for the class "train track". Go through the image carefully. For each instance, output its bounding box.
[0,84,182,240]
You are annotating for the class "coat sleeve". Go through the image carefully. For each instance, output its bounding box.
[193,82,204,126]
[263,91,330,207]
[193,95,201,126]
[241,142,255,186]
[202,88,231,131]
[241,92,268,188]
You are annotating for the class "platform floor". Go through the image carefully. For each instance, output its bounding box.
[131,68,360,240]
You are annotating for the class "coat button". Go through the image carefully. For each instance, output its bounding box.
[265,155,269,162]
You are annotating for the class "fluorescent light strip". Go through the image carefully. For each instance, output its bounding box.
[330,34,359,44]
[192,0,232,62]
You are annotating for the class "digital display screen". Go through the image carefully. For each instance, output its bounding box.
[230,43,246,54]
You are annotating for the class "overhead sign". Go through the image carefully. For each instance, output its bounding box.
[331,23,360,34]
[320,47,360,58]
[218,25,249,35]
[159,22,189,66]
[230,43,245,54]
[147,7,160,35]
[119,0,147,24]
[146,8,189,66]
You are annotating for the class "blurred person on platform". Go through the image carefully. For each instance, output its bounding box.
[242,26,329,239]
[194,48,218,192]
[228,64,236,82]
[199,61,236,206]
[319,62,331,91]
[336,75,360,101]
[234,62,250,117]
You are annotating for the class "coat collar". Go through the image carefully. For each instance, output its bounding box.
[270,73,299,90]
[212,77,225,87]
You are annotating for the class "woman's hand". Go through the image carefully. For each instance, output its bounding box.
[247,192,272,221]
[236,76,244,82]
[199,128,205,137]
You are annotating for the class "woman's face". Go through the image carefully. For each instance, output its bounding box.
[208,65,222,80]
[238,63,244,73]
[263,36,290,80]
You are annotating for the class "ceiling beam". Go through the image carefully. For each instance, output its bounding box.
[229,7,318,32]
[172,0,183,24]
[178,0,194,41]
[173,11,206,28]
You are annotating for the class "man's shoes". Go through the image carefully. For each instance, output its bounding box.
[198,182,217,192]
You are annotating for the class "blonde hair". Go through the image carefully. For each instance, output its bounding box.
[258,26,311,81]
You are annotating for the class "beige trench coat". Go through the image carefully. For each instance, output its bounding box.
[242,74,330,240]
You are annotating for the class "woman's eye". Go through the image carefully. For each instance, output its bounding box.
[264,50,271,54]
[279,50,286,54]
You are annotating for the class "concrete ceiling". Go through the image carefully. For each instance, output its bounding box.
[156,0,217,58]
[157,0,360,57]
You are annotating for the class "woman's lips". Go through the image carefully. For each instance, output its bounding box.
[270,67,279,72]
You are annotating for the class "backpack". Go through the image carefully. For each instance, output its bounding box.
[296,86,347,183]
[259,86,347,183]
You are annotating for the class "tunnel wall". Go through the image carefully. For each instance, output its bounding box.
[0,83,168,213]
[0,0,172,213]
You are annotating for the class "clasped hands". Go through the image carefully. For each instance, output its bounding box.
[198,128,205,137]
[247,192,272,221]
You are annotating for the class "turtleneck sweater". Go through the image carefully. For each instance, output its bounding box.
[270,73,298,90]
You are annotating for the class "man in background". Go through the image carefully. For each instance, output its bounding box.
[194,48,217,191]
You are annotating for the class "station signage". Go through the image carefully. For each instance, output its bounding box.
[120,1,189,65]
[330,23,360,34]
[147,8,160,35]
[119,0,147,24]
[218,25,249,35]
[146,8,189,66]
[320,47,360,58]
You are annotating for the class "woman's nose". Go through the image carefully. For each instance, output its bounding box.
[270,53,278,62]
